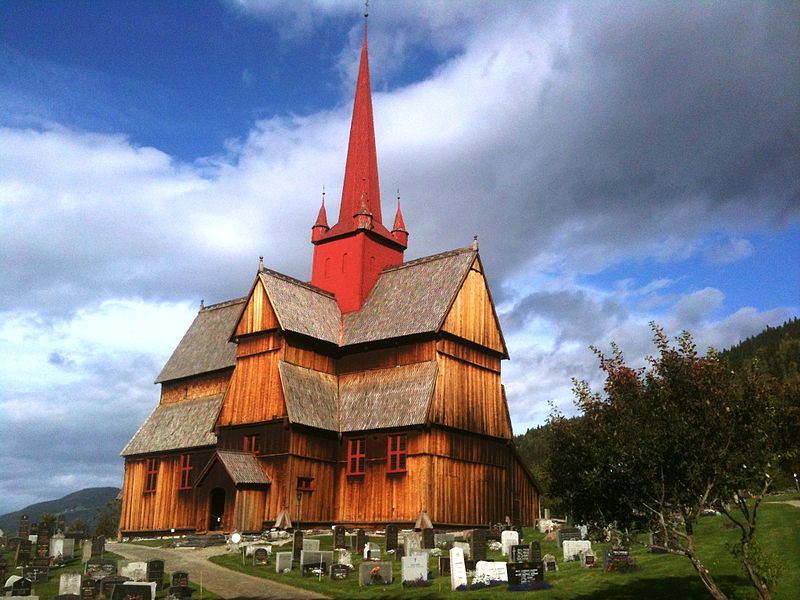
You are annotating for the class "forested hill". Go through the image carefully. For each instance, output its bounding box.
[721,317,800,378]
[0,487,120,534]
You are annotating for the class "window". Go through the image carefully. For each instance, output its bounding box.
[387,434,408,473]
[297,477,314,491]
[179,453,192,490]
[144,458,159,493]
[347,438,366,475]
[243,434,260,454]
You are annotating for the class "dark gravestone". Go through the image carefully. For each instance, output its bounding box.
[110,583,153,600]
[168,586,193,599]
[488,525,502,541]
[530,540,542,562]
[421,528,435,549]
[301,562,328,577]
[470,529,488,562]
[292,530,304,561]
[557,527,581,545]
[101,575,132,597]
[438,556,451,576]
[513,524,524,541]
[146,559,165,585]
[35,525,51,563]
[86,558,118,578]
[385,524,398,552]
[91,535,105,557]
[171,572,189,587]
[80,577,97,600]
[57,514,66,533]
[19,514,30,538]
[355,529,366,552]
[11,576,33,596]
[506,561,544,591]
[253,547,269,566]
[31,522,39,536]
[511,544,532,563]
[22,564,49,583]
[330,564,350,580]
[333,525,346,549]
[16,538,32,566]
[465,559,477,571]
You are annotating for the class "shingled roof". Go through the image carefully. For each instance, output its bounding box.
[194,450,272,487]
[155,298,245,383]
[278,360,438,432]
[259,270,340,344]
[121,395,223,456]
[343,247,476,345]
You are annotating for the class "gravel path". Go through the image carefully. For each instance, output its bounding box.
[107,542,327,600]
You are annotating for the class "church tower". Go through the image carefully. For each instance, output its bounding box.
[310,20,408,313]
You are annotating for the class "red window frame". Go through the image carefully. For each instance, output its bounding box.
[387,434,408,473]
[144,458,159,493]
[178,453,192,490]
[347,438,366,475]
[297,477,315,491]
[243,434,260,454]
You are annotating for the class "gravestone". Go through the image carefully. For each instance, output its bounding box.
[557,527,581,545]
[91,536,105,557]
[530,540,542,562]
[385,524,398,552]
[580,548,597,568]
[10,576,33,596]
[401,554,428,583]
[368,546,381,560]
[85,558,118,578]
[355,529,366,552]
[300,550,333,575]
[562,540,591,561]
[511,544,532,563]
[292,531,303,562]
[0,555,6,584]
[19,515,30,538]
[112,582,155,600]
[31,522,39,536]
[276,551,292,573]
[59,573,83,595]
[453,541,470,559]
[336,548,352,566]
[402,531,421,556]
[171,572,189,587]
[57,515,65,533]
[16,538,32,566]
[543,553,558,571]
[421,527,435,549]
[22,564,49,583]
[438,556,450,576]
[52,534,74,561]
[500,530,519,557]
[34,524,51,566]
[329,564,350,580]
[506,561,544,591]
[302,538,320,552]
[358,560,392,585]
[167,586,193,599]
[449,546,467,590]
[81,540,92,563]
[99,575,131,597]
[470,528,488,561]
[475,560,509,582]
[333,525,346,549]
[121,560,147,581]
[253,547,269,566]
[80,576,97,599]
[146,559,164,586]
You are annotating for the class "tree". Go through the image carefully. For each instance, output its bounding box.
[94,499,121,538]
[548,325,788,600]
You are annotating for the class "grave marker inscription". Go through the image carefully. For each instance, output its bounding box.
[449,547,467,590]
[470,528,488,561]
[385,524,398,552]
[506,561,544,591]
[333,525,346,549]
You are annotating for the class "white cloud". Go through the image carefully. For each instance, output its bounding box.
[705,237,755,264]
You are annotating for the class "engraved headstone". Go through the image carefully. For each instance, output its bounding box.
[401,554,428,583]
[167,586,193,599]
[438,556,450,576]
[402,531,422,556]
[253,547,269,566]
[85,558,118,578]
[358,560,392,585]
[121,560,147,581]
[10,576,33,596]
[333,525,346,549]
[336,548,352,566]
[146,559,164,584]
[557,527,581,545]
[99,574,131,597]
[276,551,292,573]
[355,529,366,552]
[16,538,32,566]
[60,573,83,595]
[329,564,350,580]
[80,576,97,599]
[171,572,189,587]
[421,528,435,549]
[543,553,558,572]
[475,560,509,582]
[385,524,398,552]
[530,540,542,562]
[453,541,471,559]
[302,538,320,552]
[511,544,531,563]
[506,561,544,590]
[449,547,467,590]
[82,540,92,563]
[112,582,154,600]
[22,564,49,583]
[292,531,303,562]
[580,548,597,568]
[501,530,519,557]
[562,540,591,561]
[91,536,105,557]
[470,528,488,561]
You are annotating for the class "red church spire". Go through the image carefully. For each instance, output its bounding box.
[310,13,408,313]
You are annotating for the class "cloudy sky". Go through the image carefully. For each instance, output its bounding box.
[1,0,797,514]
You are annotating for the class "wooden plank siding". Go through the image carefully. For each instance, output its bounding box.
[338,341,435,373]
[217,346,286,425]
[160,371,231,404]
[283,338,336,374]
[234,279,279,337]
[440,263,506,356]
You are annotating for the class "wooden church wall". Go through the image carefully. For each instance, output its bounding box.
[510,453,540,526]
[337,341,435,373]
[232,488,269,533]
[440,264,505,355]
[430,352,511,439]
[234,280,279,337]
[286,454,337,524]
[283,338,337,374]
[217,344,286,425]
[160,370,231,404]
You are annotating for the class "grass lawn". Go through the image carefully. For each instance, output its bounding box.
[209,497,800,599]
[0,546,222,599]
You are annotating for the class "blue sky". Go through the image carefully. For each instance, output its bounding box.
[0,0,797,514]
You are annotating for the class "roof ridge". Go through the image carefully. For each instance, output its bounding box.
[260,268,336,298]
[200,297,247,311]
[383,246,474,272]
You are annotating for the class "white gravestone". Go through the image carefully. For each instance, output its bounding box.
[401,554,428,583]
[453,541,471,559]
[121,560,148,580]
[59,573,82,594]
[501,530,519,557]
[475,560,509,582]
[336,548,352,566]
[302,539,320,552]
[402,532,422,555]
[81,540,92,563]
[275,551,292,573]
[449,547,468,590]
[563,540,592,561]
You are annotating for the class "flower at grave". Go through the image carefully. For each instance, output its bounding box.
[489,541,502,551]
[386,549,395,554]
[370,565,382,584]
[430,548,441,556]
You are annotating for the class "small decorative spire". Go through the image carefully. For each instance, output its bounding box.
[200,299,205,310]
[472,235,479,251]
[258,256,265,272]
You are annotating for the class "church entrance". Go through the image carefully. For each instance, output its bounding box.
[209,487,225,531]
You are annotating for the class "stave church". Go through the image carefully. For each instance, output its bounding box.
[119,17,539,536]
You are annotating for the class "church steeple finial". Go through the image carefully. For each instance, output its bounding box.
[392,189,408,246]
[311,187,330,241]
